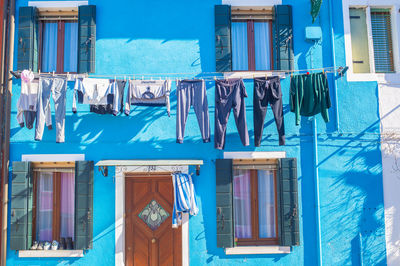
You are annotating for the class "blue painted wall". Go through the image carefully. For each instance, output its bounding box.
[7,0,387,265]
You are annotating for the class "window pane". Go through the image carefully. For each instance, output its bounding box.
[233,169,252,239]
[42,22,58,73]
[60,172,75,240]
[232,22,248,71]
[349,8,371,73]
[64,22,78,73]
[254,22,271,71]
[258,170,276,238]
[371,9,394,73]
[37,172,53,242]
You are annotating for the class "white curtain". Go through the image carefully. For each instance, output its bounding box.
[258,170,276,238]
[42,22,58,73]
[233,169,252,239]
[37,172,53,242]
[232,22,248,71]
[254,22,272,71]
[60,172,75,239]
[64,22,78,73]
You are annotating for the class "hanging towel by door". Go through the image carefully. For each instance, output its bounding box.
[171,173,199,228]
[125,80,171,116]
[289,72,331,125]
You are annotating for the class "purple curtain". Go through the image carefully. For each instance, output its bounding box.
[233,169,252,239]
[37,172,53,242]
[60,172,75,239]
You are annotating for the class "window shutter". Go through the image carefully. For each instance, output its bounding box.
[10,162,33,250]
[349,8,371,73]
[216,159,234,248]
[78,5,96,73]
[277,158,299,246]
[273,5,294,71]
[17,7,38,71]
[215,5,232,72]
[74,161,94,249]
[370,9,394,73]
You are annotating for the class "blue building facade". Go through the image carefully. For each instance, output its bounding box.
[6,0,398,265]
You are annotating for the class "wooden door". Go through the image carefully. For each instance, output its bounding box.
[125,174,182,266]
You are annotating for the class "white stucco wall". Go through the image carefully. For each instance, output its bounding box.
[379,81,400,266]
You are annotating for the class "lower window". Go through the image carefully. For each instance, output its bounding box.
[32,163,75,249]
[233,168,278,246]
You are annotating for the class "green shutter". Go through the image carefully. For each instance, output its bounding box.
[349,8,371,73]
[17,7,38,71]
[273,5,294,71]
[10,162,33,250]
[215,5,232,72]
[277,158,299,246]
[78,5,96,73]
[74,161,94,249]
[216,159,234,248]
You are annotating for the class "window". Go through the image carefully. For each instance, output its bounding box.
[32,163,75,248]
[39,20,79,73]
[10,160,94,252]
[17,5,96,74]
[349,7,395,73]
[231,8,273,71]
[233,167,278,246]
[216,158,299,251]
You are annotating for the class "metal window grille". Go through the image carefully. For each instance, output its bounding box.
[370,9,394,73]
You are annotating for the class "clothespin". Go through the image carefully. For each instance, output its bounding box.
[142,75,144,80]
[114,75,116,82]
[306,72,310,75]
[124,75,126,81]
[159,76,161,80]
[38,69,41,75]
[214,76,217,81]
[52,71,55,77]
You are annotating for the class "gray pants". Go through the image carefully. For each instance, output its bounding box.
[214,79,249,149]
[176,80,210,143]
[35,77,67,143]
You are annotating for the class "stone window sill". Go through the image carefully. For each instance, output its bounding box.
[225,246,291,255]
[18,250,84,258]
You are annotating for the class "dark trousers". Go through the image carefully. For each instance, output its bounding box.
[215,79,249,150]
[254,76,285,146]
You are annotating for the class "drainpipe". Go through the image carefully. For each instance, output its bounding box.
[328,0,340,132]
[313,118,323,266]
[1,0,15,264]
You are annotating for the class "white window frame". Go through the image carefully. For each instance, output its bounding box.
[343,0,400,82]
[19,154,85,258]
[223,151,291,255]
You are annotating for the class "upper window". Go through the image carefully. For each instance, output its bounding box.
[349,7,395,73]
[231,7,273,71]
[39,19,79,73]
[32,162,75,249]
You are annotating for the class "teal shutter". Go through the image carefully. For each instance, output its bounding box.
[277,158,300,246]
[74,161,94,249]
[78,5,96,73]
[215,5,232,72]
[216,159,234,248]
[17,7,38,71]
[273,5,294,71]
[10,162,33,250]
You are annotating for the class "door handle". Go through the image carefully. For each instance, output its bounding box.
[152,238,156,244]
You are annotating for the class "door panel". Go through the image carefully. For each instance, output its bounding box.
[125,175,182,266]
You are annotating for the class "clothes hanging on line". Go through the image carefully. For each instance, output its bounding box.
[72,78,123,115]
[125,80,171,116]
[17,70,43,129]
[290,72,331,125]
[35,77,67,143]
[90,80,126,115]
[171,172,198,228]
[176,79,210,144]
[254,76,285,146]
[214,78,249,150]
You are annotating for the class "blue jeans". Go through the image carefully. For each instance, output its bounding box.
[35,77,67,143]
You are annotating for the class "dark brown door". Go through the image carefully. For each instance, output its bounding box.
[125,174,182,266]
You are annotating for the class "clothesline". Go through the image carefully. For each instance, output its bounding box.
[10,66,348,81]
